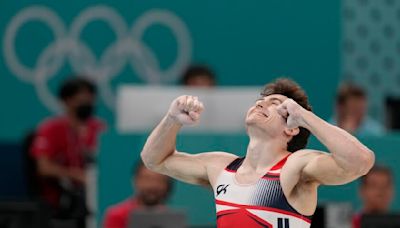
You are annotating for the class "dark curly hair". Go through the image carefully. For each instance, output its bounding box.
[261,78,313,152]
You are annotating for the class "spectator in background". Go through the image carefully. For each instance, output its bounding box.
[103,161,172,228]
[352,166,394,228]
[181,64,216,87]
[30,77,105,227]
[330,82,384,136]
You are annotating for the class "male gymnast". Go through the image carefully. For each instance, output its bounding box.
[141,78,374,227]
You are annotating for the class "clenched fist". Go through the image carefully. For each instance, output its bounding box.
[167,95,204,125]
[276,98,307,129]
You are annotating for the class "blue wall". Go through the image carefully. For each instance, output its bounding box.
[0,0,340,141]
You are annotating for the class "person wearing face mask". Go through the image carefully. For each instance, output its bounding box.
[30,76,105,227]
[103,161,173,228]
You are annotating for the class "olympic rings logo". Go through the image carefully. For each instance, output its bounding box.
[3,5,192,112]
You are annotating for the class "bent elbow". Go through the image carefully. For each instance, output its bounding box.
[359,149,375,175]
[140,150,165,172]
[140,151,155,170]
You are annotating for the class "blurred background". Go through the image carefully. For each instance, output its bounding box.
[0,0,400,227]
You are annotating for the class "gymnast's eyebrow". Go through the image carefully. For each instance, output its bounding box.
[256,97,283,103]
[270,97,283,103]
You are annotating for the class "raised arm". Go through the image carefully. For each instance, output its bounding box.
[141,95,235,186]
[278,99,375,186]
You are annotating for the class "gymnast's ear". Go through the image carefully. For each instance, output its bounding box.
[284,127,299,137]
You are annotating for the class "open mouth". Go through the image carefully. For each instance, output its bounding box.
[252,105,269,119]
[254,111,268,118]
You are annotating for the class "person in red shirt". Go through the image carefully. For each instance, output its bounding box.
[103,161,172,228]
[30,77,105,226]
[352,166,394,228]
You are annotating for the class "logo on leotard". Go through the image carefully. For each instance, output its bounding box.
[216,184,229,196]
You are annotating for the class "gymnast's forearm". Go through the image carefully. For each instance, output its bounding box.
[140,115,182,170]
[302,110,375,175]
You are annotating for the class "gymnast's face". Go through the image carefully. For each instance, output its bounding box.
[245,94,288,136]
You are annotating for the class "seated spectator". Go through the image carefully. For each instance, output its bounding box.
[330,82,384,136]
[352,166,394,228]
[103,161,172,228]
[181,64,216,87]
